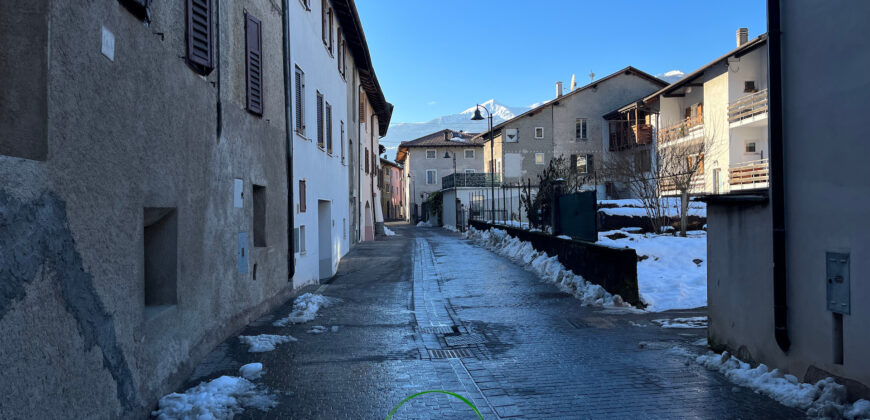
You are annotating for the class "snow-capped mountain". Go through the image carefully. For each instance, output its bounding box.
[380,99,529,158]
[656,70,685,84]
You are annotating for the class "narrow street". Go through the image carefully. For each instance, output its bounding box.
[182,224,802,419]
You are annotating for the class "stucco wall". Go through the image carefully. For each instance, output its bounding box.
[0,0,292,417]
[407,145,484,210]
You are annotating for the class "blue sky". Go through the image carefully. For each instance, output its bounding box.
[355,0,767,123]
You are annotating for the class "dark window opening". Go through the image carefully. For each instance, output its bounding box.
[253,184,266,247]
[144,208,178,318]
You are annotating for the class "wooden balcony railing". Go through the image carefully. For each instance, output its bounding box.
[729,158,769,186]
[728,89,768,123]
[660,176,705,195]
[608,121,652,151]
[658,114,704,143]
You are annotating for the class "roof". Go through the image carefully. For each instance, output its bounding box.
[603,99,651,120]
[473,66,667,141]
[380,158,403,169]
[395,129,481,163]
[332,0,393,136]
[644,34,768,103]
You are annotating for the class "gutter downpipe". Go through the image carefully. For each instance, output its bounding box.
[282,0,296,279]
[768,0,790,352]
[215,0,222,138]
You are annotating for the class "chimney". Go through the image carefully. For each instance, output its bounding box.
[556,81,563,98]
[737,28,749,47]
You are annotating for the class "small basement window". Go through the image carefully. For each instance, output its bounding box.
[253,185,266,247]
[144,208,178,319]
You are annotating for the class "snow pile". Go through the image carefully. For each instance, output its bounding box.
[652,317,707,329]
[307,325,328,334]
[238,334,298,352]
[273,293,340,326]
[239,363,264,380]
[152,375,276,419]
[416,221,432,227]
[442,224,459,233]
[598,198,706,218]
[467,227,629,308]
[598,229,707,311]
[697,351,870,419]
[383,226,397,236]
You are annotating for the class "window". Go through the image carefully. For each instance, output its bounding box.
[144,208,178,318]
[326,102,333,154]
[294,67,305,134]
[576,118,587,140]
[574,154,594,173]
[299,225,306,253]
[343,218,347,239]
[321,0,328,46]
[245,12,263,116]
[298,180,307,213]
[535,153,544,165]
[186,0,214,74]
[299,0,310,10]
[534,127,544,139]
[365,148,370,173]
[337,32,346,77]
[635,149,651,172]
[426,170,437,184]
[464,149,475,159]
[359,94,366,122]
[745,141,757,153]
[316,92,324,148]
[426,150,436,159]
[327,6,334,54]
[340,121,346,162]
[252,185,266,247]
[464,169,475,174]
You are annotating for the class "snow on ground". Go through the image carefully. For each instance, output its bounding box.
[383,226,396,236]
[307,325,328,334]
[697,351,870,419]
[598,198,706,218]
[238,334,297,352]
[239,363,264,380]
[598,229,707,311]
[652,317,707,329]
[416,221,432,227]
[467,227,631,309]
[442,224,460,233]
[152,375,276,419]
[273,293,341,326]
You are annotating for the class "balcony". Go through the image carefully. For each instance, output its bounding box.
[729,158,769,190]
[658,114,704,144]
[660,176,705,196]
[728,89,768,125]
[609,120,652,151]
[442,173,501,189]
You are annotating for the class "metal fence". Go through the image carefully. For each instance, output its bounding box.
[467,181,537,231]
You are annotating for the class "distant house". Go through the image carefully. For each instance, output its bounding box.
[475,66,667,197]
[703,3,870,399]
[379,158,405,221]
[645,30,769,196]
[396,129,483,221]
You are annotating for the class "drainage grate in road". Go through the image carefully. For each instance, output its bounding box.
[444,333,487,347]
[419,326,457,334]
[427,348,474,359]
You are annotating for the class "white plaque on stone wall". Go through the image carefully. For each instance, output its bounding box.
[504,128,518,143]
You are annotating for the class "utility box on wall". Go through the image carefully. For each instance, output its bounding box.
[826,252,850,315]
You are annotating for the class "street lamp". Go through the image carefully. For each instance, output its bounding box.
[471,104,495,221]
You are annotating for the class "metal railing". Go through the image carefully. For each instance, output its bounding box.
[728,89,768,123]
[442,172,501,189]
[658,114,704,143]
[729,158,769,186]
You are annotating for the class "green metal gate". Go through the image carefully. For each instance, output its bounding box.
[557,190,597,242]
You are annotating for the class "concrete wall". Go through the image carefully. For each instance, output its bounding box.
[708,0,870,397]
[499,106,554,183]
[406,145,484,212]
[0,0,292,417]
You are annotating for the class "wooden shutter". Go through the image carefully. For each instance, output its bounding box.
[299,180,306,213]
[294,69,304,132]
[317,93,324,147]
[245,13,263,116]
[321,0,327,44]
[186,0,213,72]
[326,103,333,154]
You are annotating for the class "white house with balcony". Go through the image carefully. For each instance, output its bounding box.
[647,29,769,196]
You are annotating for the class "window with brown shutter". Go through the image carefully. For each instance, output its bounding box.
[119,0,151,22]
[321,0,328,46]
[186,0,214,74]
[316,92,324,148]
[328,7,334,54]
[299,180,307,213]
[245,12,263,116]
[365,148,369,173]
[294,67,305,134]
[326,102,333,154]
[337,32,343,74]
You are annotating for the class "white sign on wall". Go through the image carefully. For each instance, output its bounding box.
[504,128,518,143]
[101,26,115,61]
